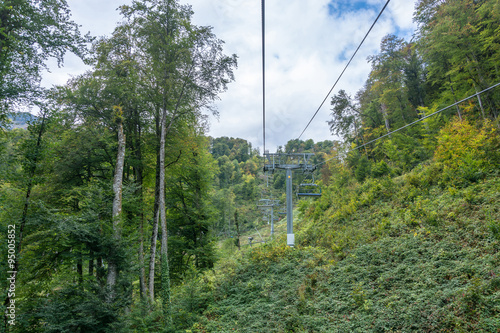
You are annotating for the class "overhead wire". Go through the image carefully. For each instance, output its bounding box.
[298,0,391,140]
[312,81,500,169]
[262,0,266,156]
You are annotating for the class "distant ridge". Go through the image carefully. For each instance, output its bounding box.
[7,112,37,130]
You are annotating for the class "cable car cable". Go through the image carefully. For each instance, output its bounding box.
[297,0,391,140]
[262,0,266,156]
[311,81,500,169]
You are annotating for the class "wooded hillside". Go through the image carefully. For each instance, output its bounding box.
[1,0,500,332]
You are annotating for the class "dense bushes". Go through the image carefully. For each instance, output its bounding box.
[434,119,500,187]
[186,172,500,332]
[181,116,500,331]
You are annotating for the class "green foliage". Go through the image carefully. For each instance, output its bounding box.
[210,137,254,163]
[354,155,370,183]
[434,119,500,187]
[168,265,217,331]
[189,244,329,333]
[185,170,500,332]
[371,159,389,178]
[4,0,500,331]
[328,90,360,143]
[0,0,89,113]
[166,132,218,280]
[17,284,123,333]
[328,0,500,176]
[126,302,165,333]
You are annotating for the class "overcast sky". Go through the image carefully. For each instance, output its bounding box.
[43,0,418,153]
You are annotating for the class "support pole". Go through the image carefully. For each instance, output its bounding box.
[286,168,294,246]
[270,204,274,238]
[263,153,315,247]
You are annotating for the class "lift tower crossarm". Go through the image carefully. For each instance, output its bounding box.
[263,152,315,173]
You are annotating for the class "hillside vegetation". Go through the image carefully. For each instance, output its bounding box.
[165,119,500,332]
[1,0,500,332]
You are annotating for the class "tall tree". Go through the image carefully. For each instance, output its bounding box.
[416,0,500,120]
[106,107,126,301]
[166,126,218,281]
[2,108,48,329]
[92,22,150,301]
[367,34,408,130]
[0,0,88,119]
[329,90,362,143]
[119,0,237,311]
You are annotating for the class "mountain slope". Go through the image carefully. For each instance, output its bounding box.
[180,173,500,332]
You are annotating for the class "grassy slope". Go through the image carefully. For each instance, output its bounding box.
[179,167,500,333]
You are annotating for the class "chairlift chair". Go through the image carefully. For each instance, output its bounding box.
[297,183,322,197]
[297,173,322,197]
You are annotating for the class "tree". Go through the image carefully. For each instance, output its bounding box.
[91,21,151,302]
[416,0,500,120]
[166,128,218,282]
[329,90,362,143]
[0,0,88,119]
[119,0,236,313]
[2,108,48,329]
[1,0,239,330]
[106,107,126,301]
[367,34,410,130]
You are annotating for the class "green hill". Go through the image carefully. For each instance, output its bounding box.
[169,168,500,333]
[3,1,500,331]
[162,119,500,332]
[6,112,36,129]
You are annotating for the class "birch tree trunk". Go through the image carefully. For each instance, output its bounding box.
[132,114,147,301]
[148,120,161,304]
[107,116,126,301]
[381,103,391,133]
[159,105,172,326]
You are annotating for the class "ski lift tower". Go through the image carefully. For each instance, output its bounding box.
[263,152,316,246]
[257,198,280,238]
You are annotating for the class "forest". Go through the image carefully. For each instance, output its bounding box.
[1,0,500,332]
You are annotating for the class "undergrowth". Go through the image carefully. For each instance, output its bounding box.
[168,170,500,332]
[166,120,500,332]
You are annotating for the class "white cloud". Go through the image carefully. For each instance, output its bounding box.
[42,0,418,152]
[42,0,130,87]
[188,0,417,151]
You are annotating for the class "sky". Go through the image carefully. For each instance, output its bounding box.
[42,0,418,153]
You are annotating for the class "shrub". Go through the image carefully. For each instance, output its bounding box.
[371,159,390,178]
[434,119,500,187]
[354,155,371,182]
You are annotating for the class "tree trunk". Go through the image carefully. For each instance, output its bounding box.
[77,251,83,285]
[148,149,160,304]
[132,113,147,301]
[89,251,94,276]
[138,208,147,301]
[159,105,172,326]
[381,103,391,133]
[473,84,486,120]
[148,89,182,306]
[448,76,462,121]
[106,118,126,301]
[235,210,241,250]
[97,256,104,286]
